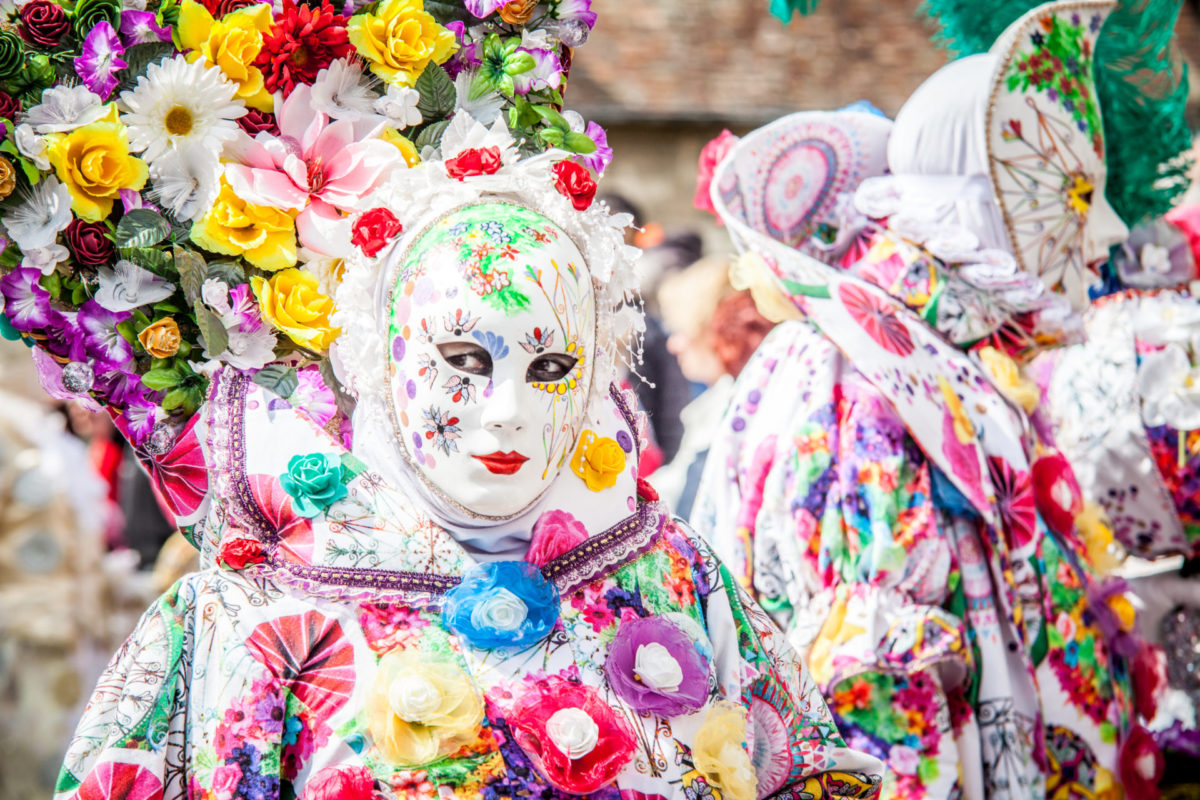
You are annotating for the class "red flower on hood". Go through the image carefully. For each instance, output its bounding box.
[1119,724,1164,799]
[352,208,404,258]
[552,160,597,211]
[446,147,503,180]
[219,538,267,569]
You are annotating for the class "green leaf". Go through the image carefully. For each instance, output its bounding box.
[152,301,183,313]
[507,97,539,131]
[16,157,39,185]
[414,62,456,120]
[160,386,189,412]
[116,319,137,344]
[252,363,299,399]
[39,271,61,300]
[193,303,228,356]
[120,246,173,274]
[532,106,570,131]
[114,208,170,248]
[205,260,246,287]
[174,246,206,304]
[115,42,174,96]
[70,283,88,305]
[141,367,182,392]
[422,0,472,22]
[563,131,597,154]
[414,119,449,151]
[0,138,17,156]
[538,127,565,148]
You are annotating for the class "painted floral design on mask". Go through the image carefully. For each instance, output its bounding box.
[386,202,596,517]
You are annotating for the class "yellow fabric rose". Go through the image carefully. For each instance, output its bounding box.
[937,375,976,444]
[691,701,756,800]
[978,346,1041,413]
[44,115,149,222]
[191,178,297,272]
[570,430,626,492]
[1108,593,1137,633]
[347,0,457,87]
[381,128,421,167]
[138,318,182,359]
[366,649,484,767]
[729,251,801,324]
[251,269,340,352]
[1075,501,1122,575]
[177,1,273,111]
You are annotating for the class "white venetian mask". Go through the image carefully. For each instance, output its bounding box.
[384,201,596,518]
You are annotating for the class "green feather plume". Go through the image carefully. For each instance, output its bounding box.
[922,0,1193,226]
[768,0,823,23]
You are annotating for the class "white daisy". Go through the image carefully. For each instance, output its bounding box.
[147,143,222,222]
[312,58,379,122]
[119,55,246,164]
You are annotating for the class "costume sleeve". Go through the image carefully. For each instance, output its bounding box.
[673,519,886,799]
[54,578,195,800]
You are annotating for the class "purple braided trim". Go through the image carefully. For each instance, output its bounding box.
[542,500,666,595]
[609,383,642,463]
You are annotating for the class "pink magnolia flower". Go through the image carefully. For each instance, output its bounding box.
[223,84,396,257]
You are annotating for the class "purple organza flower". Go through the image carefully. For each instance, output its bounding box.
[78,299,132,369]
[513,46,562,95]
[555,0,597,27]
[463,0,507,17]
[31,348,102,411]
[119,10,171,45]
[119,188,158,213]
[95,367,147,407]
[41,310,87,362]
[603,617,709,717]
[1157,721,1200,758]
[1087,576,1140,659]
[0,266,57,331]
[578,121,612,175]
[292,366,338,427]
[227,282,263,330]
[75,21,127,99]
[120,392,159,445]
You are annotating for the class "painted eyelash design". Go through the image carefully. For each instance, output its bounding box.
[417,354,438,388]
[443,309,479,336]
[443,375,477,404]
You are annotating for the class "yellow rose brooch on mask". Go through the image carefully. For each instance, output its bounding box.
[570,430,626,492]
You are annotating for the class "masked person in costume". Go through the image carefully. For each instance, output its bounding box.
[691,1,1181,796]
[18,2,886,797]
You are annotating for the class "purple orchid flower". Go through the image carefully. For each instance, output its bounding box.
[0,267,58,332]
[1086,576,1141,660]
[75,21,128,99]
[96,366,147,408]
[119,10,171,45]
[31,349,102,410]
[556,0,597,27]
[603,617,710,717]
[41,310,88,362]
[463,0,507,17]
[513,46,563,96]
[577,120,613,175]
[120,392,159,445]
[78,299,132,369]
[119,188,159,214]
[227,283,263,331]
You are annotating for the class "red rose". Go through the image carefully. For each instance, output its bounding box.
[219,537,267,569]
[202,0,256,17]
[0,91,19,123]
[19,0,69,48]
[552,160,597,211]
[300,766,375,800]
[65,219,115,268]
[1132,643,1166,722]
[445,146,503,180]
[1119,724,1164,800]
[635,478,658,502]
[238,108,280,137]
[351,208,403,258]
[1031,450,1083,537]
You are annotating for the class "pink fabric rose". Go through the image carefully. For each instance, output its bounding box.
[694,129,738,218]
[527,509,589,567]
[301,765,375,800]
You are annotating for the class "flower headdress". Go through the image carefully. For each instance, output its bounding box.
[0,0,611,448]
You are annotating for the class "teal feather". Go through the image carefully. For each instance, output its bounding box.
[768,0,823,23]
[921,0,1193,226]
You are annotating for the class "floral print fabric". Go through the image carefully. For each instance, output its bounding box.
[56,373,884,800]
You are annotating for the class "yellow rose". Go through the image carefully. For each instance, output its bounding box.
[570,430,626,492]
[190,178,297,272]
[1107,593,1137,633]
[381,128,421,167]
[347,0,457,87]
[44,117,149,222]
[729,251,800,324]
[937,375,976,444]
[177,1,273,111]
[0,155,15,201]
[691,702,756,800]
[1075,501,1122,575]
[138,318,182,359]
[251,269,340,352]
[366,649,484,767]
[978,346,1041,413]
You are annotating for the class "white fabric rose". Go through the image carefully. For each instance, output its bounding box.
[470,588,528,632]
[633,643,683,693]
[1137,344,1200,430]
[545,707,600,759]
[388,673,444,723]
[374,84,422,130]
[1133,296,1200,347]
